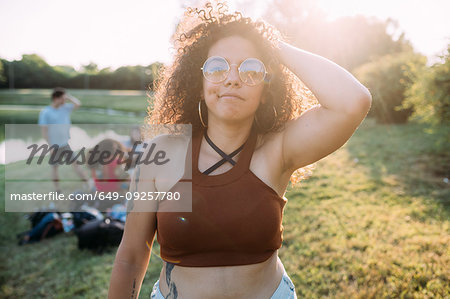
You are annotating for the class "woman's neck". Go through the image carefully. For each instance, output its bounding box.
[205,121,253,154]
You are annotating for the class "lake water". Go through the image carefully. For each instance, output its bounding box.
[1,124,138,164]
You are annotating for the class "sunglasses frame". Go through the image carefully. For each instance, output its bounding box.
[201,56,268,86]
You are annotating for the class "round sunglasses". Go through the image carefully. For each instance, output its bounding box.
[201,56,268,86]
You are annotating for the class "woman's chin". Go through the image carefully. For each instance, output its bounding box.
[214,114,253,125]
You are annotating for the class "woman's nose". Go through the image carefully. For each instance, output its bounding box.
[224,64,241,87]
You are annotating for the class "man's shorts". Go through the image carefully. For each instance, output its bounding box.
[48,144,75,166]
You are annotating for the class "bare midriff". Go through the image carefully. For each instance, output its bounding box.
[158,251,284,299]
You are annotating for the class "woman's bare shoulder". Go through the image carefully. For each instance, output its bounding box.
[140,133,190,192]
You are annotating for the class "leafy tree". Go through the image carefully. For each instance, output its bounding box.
[5,54,67,88]
[54,65,78,77]
[400,46,450,151]
[402,47,450,125]
[90,67,113,89]
[1,59,12,88]
[99,67,112,74]
[354,51,427,123]
[147,62,163,90]
[82,62,99,74]
[0,59,5,85]
[262,0,412,71]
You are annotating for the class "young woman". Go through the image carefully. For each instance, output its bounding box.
[88,138,129,210]
[109,2,371,298]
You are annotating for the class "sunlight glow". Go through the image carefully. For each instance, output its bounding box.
[0,0,448,69]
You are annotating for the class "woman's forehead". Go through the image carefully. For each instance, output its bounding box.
[207,35,261,61]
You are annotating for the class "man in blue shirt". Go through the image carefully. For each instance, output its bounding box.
[38,88,90,193]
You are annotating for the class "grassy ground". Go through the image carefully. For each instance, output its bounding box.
[280,119,449,298]
[0,89,152,113]
[1,90,449,298]
[0,109,146,125]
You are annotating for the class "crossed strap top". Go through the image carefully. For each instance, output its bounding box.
[155,126,287,267]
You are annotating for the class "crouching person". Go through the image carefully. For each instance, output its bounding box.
[18,212,63,245]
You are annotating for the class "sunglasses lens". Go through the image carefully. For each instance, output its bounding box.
[239,58,266,86]
[203,57,229,83]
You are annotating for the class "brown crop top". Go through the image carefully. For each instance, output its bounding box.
[155,126,287,267]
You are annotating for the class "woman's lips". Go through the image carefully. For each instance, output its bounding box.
[219,93,243,100]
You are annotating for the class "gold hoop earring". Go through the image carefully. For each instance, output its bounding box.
[254,105,277,131]
[198,101,207,128]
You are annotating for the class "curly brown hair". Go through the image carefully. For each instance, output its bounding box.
[148,1,317,184]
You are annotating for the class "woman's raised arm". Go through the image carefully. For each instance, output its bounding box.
[276,40,372,173]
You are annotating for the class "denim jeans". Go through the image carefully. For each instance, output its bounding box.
[150,266,297,299]
[27,212,59,242]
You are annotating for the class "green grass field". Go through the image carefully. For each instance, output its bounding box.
[0,89,152,113]
[0,90,449,298]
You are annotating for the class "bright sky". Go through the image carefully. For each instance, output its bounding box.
[1,0,448,70]
[315,0,450,64]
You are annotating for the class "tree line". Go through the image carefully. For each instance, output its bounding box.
[0,56,163,91]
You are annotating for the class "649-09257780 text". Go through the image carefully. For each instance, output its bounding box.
[9,191,181,201]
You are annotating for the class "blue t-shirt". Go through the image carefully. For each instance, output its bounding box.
[38,103,74,146]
